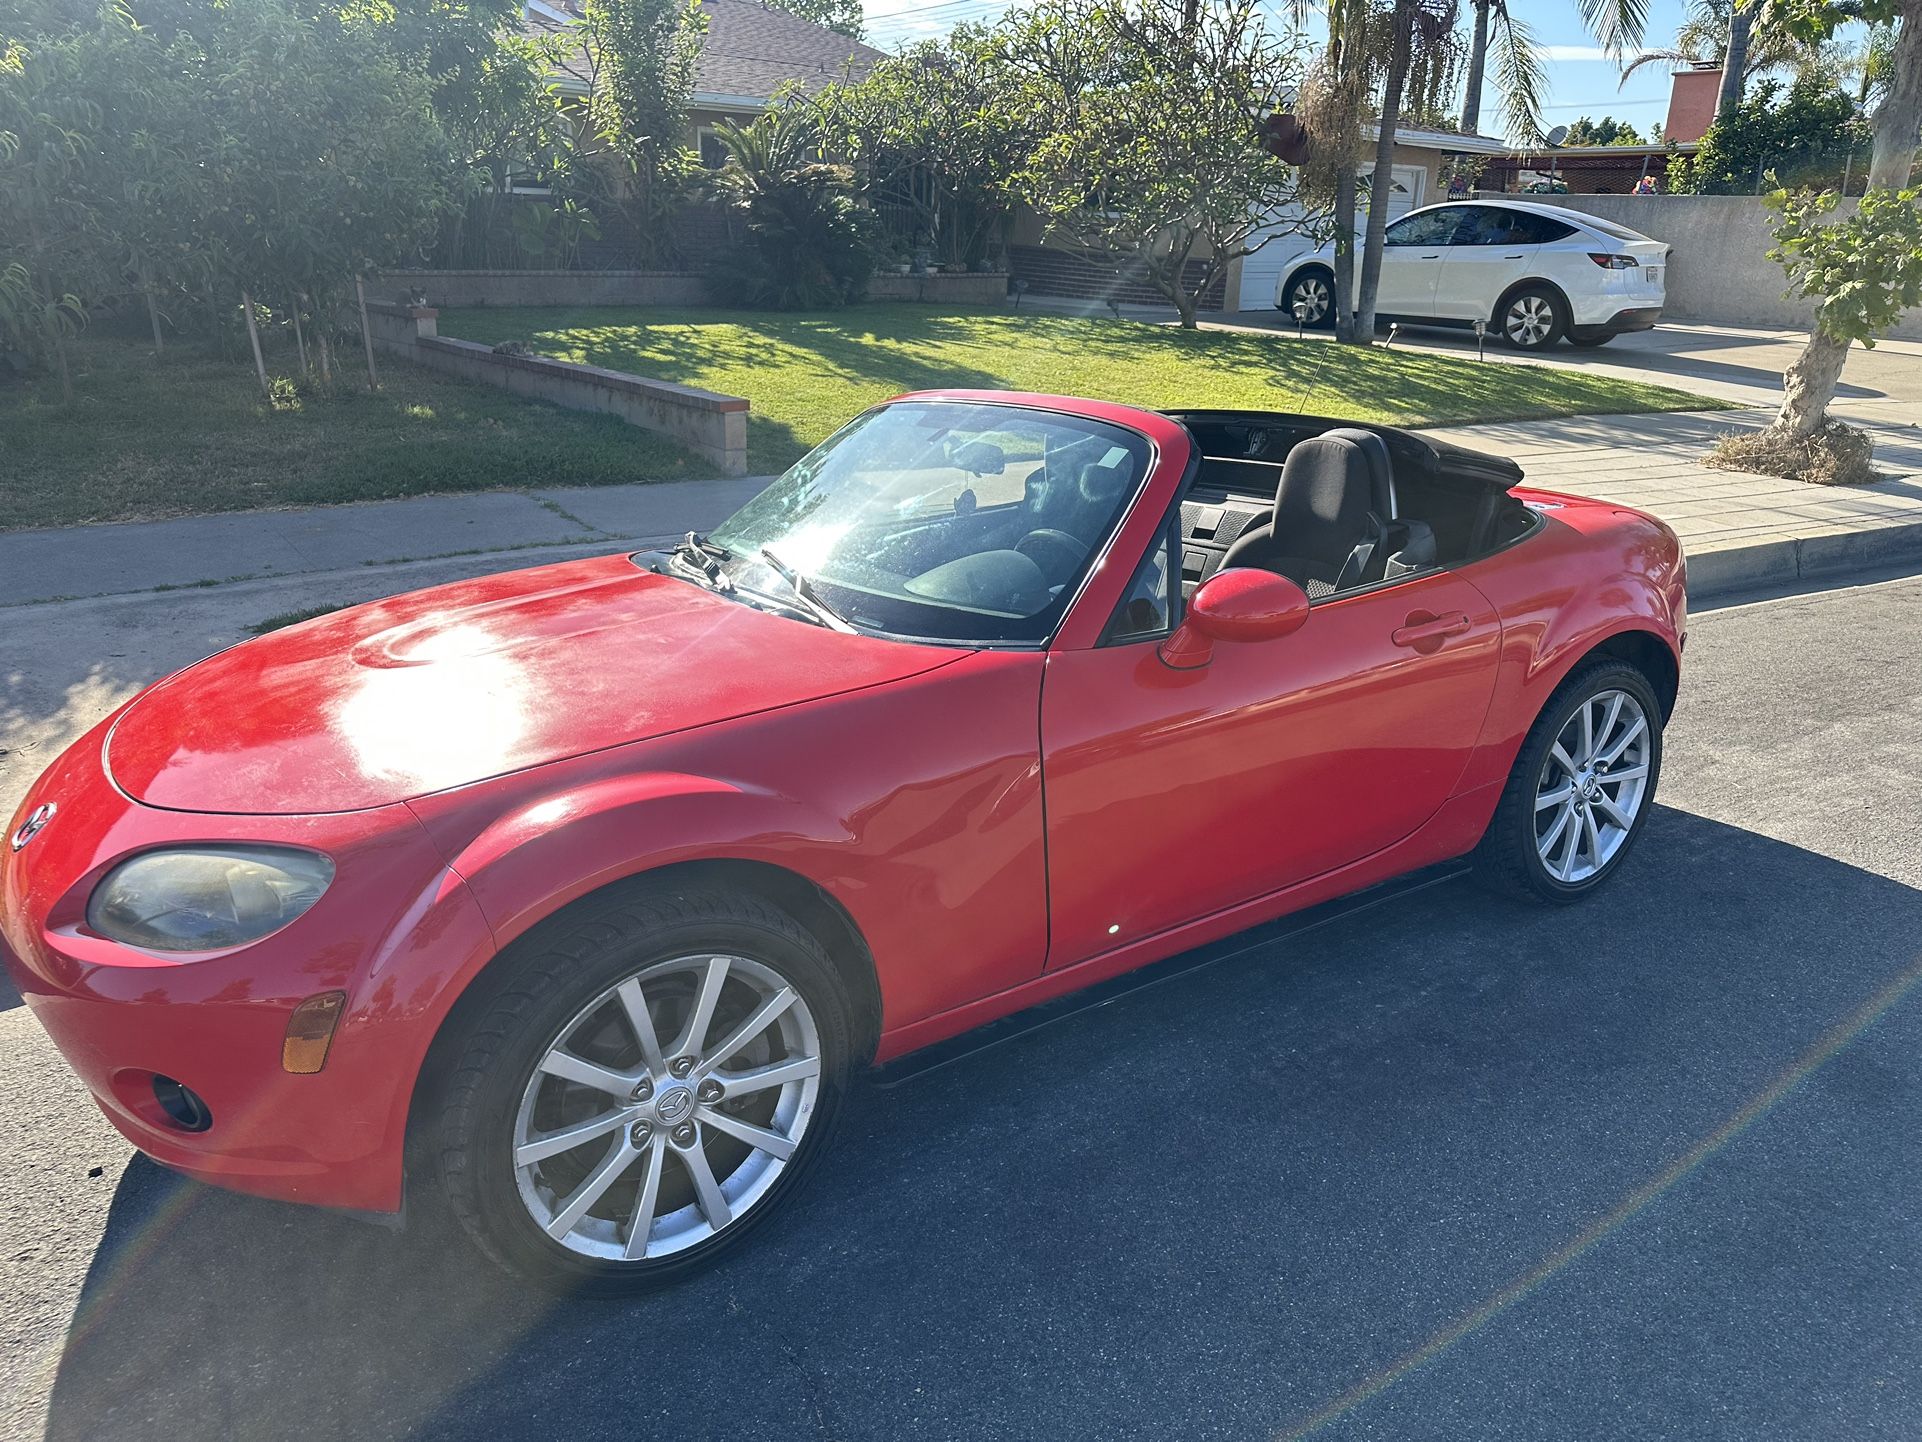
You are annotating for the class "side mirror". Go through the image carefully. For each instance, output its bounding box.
[1158,568,1310,670]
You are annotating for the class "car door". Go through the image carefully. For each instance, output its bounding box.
[1038,539,1502,970]
[1432,206,1550,322]
[1371,207,1465,318]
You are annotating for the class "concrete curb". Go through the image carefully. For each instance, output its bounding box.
[1686,521,1922,602]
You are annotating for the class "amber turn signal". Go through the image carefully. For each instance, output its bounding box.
[282,991,346,1074]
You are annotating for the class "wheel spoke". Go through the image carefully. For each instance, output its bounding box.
[515,1110,629,1168]
[1599,717,1646,766]
[698,987,798,1075]
[622,1139,666,1260]
[672,956,731,1059]
[1536,784,1574,811]
[716,1055,820,1098]
[679,1141,733,1229]
[1548,742,1580,778]
[1579,699,1595,762]
[1540,801,1575,864]
[539,1050,634,1099]
[1593,791,1634,830]
[697,1105,797,1160]
[616,977,667,1075]
[1557,804,1583,877]
[1581,806,1604,870]
[1602,762,1649,784]
[544,1138,638,1240]
[1596,693,1624,758]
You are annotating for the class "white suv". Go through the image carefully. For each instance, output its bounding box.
[1276,198,1669,350]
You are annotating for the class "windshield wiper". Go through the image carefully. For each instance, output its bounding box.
[758,546,856,633]
[673,531,735,592]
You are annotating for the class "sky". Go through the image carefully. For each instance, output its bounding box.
[856,0,1713,144]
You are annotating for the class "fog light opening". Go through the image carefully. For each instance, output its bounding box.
[152,1076,213,1133]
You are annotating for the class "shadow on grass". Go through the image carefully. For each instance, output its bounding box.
[42,807,1922,1441]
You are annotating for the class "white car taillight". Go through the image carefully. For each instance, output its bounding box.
[1587,252,1639,269]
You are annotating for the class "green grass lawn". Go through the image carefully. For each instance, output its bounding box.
[1,304,1709,531]
[0,334,703,531]
[444,302,1712,474]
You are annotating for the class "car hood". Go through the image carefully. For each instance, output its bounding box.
[107,554,970,815]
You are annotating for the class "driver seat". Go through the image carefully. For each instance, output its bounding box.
[1219,432,1392,597]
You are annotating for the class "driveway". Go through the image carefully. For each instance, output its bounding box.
[4,545,1922,1439]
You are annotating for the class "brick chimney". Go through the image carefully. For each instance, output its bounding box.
[1665,65,1723,143]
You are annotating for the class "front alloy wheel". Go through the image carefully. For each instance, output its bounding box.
[513,954,822,1261]
[431,884,852,1293]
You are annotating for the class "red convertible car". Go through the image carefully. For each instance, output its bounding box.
[2,393,1684,1291]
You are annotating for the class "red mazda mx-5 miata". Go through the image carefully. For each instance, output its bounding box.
[2,393,1683,1291]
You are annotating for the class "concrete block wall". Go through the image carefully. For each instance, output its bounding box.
[364,302,750,475]
[1530,194,1922,341]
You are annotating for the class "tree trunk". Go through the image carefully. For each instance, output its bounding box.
[1354,0,1414,342]
[1866,0,1922,190]
[1332,166,1358,343]
[292,300,310,377]
[1775,329,1851,437]
[143,271,165,354]
[1769,0,1921,437]
[355,274,380,391]
[1715,7,1751,119]
[242,291,271,398]
[1460,0,1490,134]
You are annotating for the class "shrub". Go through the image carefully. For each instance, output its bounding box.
[705,111,877,310]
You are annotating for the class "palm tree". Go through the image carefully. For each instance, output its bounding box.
[1458,0,1548,138]
[1615,0,1827,118]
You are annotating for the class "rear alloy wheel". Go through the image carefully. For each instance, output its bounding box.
[1496,287,1567,351]
[432,885,852,1293]
[1475,660,1663,902]
[1281,268,1335,329]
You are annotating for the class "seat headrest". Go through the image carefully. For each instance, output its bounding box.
[1271,434,1377,552]
[1317,427,1395,518]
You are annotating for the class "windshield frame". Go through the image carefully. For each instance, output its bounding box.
[700,397,1166,651]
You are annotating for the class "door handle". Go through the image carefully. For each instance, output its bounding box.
[1392,612,1471,647]
[1503,252,1525,259]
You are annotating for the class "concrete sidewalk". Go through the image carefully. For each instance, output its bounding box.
[1420,406,1922,597]
[3,402,1920,610]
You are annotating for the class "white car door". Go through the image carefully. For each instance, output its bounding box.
[1371,207,1464,317]
[1432,206,1543,321]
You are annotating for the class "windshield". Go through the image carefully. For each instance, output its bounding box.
[707,401,1152,644]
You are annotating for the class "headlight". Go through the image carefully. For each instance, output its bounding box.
[86,846,335,953]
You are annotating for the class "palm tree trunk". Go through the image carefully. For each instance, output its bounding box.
[1715,7,1752,119]
[1460,0,1490,134]
[242,291,270,398]
[1354,0,1414,342]
[1769,0,1921,438]
[1332,166,1359,343]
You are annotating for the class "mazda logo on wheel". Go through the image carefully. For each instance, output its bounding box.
[655,1086,694,1125]
[10,802,54,852]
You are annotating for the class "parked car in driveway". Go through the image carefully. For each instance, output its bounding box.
[1278,198,1669,350]
[2,393,1685,1293]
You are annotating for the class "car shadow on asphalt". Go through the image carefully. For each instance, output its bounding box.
[41,806,1922,1442]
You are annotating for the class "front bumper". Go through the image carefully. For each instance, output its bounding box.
[1,716,497,1213]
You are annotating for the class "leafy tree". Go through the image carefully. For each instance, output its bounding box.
[762,0,862,39]
[996,0,1306,329]
[811,27,1027,269]
[1562,114,1645,144]
[707,110,876,308]
[581,0,705,259]
[1618,0,1829,102]
[1667,77,1868,192]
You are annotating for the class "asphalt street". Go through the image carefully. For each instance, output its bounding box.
[3,562,1921,1441]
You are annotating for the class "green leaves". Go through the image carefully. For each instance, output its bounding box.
[1766,184,1922,345]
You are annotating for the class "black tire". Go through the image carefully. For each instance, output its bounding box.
[1280,267,1336,330]
[1495,286,1568,351]
[1474,659,1664,904]
[429,881,855,1295]
[1566,330,1616,348]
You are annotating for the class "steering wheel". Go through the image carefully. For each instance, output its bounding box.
[1015,528,1088,582]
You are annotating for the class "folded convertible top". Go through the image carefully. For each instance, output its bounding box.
[1164,410,1526,490]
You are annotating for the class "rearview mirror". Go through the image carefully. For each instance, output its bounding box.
[1158,568,1310,670]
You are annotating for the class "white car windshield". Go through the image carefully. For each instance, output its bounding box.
[707,401,1151,644]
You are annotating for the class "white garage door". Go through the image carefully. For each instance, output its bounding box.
[1235,164,1427,312]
